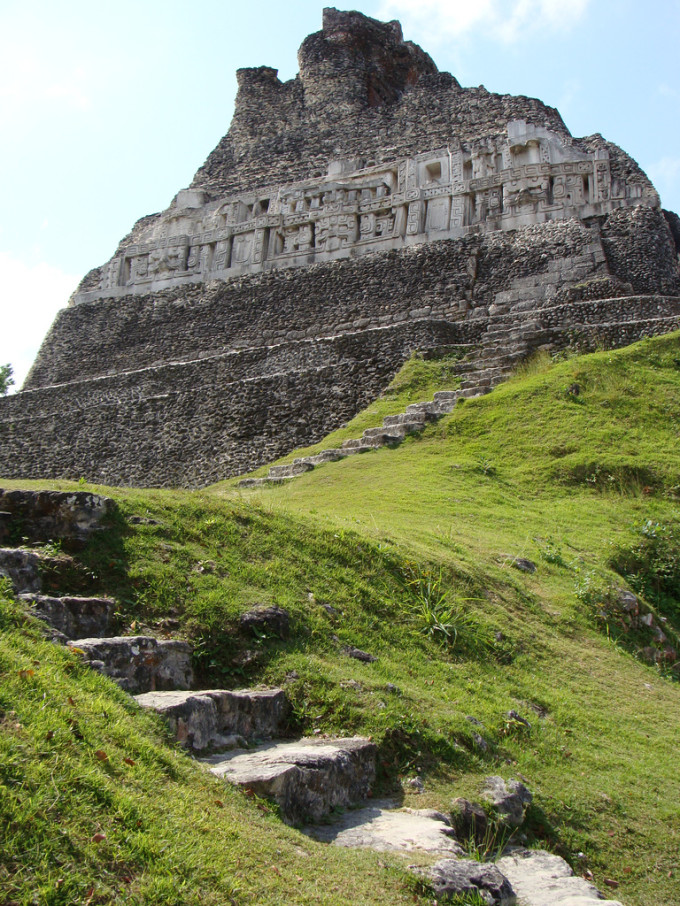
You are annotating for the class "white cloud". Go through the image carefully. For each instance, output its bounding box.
[378,0,592,45]
[0,254,79,393]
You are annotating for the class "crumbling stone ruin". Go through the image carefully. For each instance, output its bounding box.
[1,8,679,487]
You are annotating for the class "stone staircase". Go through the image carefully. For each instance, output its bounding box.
[237,385,484,489]
[0,489,377,826]
[1,489,627,904]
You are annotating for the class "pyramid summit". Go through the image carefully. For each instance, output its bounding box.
[1,8,679,487]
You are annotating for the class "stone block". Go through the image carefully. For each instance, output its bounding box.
[0,490,115,546]
[203,736,377,824]
[0,548,42,594]
[67,636,193,694]
[413,858,516,905]
[20,594,115,640]
[305,801,465,855]
[496,850,624,906]
[135,688,289,751]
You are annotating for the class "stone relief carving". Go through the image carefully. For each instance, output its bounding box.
[74,120,660,304]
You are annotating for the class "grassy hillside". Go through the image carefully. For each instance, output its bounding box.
[2,333,679,905]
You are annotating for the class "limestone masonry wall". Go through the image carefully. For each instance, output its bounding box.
[1,322,463,488]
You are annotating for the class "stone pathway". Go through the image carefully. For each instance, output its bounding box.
[304,800,464,856]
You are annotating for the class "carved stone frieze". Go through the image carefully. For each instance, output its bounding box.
[72,119,661,305]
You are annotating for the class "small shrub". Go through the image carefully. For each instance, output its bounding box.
[536,537,570,569]
[611,519,680,620]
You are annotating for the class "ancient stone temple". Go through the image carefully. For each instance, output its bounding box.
[2,8,679,487]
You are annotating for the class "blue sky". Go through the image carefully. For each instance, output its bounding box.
[1,0,679,389]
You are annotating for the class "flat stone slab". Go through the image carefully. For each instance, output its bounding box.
[202,736,377,824]
[413,858,516,905]
[304,800,465,856]
[134,688,289,751]
[20,594,115,640]
[0,548,42,594]
[68,635,193,694]
[496,850,625,905]
[0,489,115,546]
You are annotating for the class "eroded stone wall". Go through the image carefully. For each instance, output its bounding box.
[1,321,465,487]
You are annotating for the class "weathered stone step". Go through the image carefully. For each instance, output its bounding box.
[304,799,465,856]
[341,442,378,454]
[20,594,115,641]
[67,636,193,694]
[238,476,290,488]
[294,449,345,466]
[461,379,491,391]
[202,736,377,824]
[0,488,115,547]
[414,859,516,905]
[135,688,289,752]
[361,427,404,443]
[383,412,427,427]
[0,548,43,594]
[496,850,625,906]
[404,400,442,417]
[268,461,315,479]
[342,437,381,450]
[455,387,484,400]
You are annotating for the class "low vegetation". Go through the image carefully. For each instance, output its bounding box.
[1,333,679,905]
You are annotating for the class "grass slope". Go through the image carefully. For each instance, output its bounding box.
[2,333,680,905]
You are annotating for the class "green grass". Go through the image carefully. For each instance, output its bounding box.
[2,333,680,904]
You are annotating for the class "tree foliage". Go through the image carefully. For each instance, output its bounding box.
[0,363,14,395]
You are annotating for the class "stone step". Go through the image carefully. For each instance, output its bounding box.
[456,387,484,399]
[364,420,423,438]
[405,401,440,418]
[294,449,346,466]
[496,850,625,906]
[135,688,289,752]
[268,461,315,479]
[433,390,460,402]
[0,547,43,594]
[20,594,115,641]
[360,428,403,444]
[341,443,378,455]
[238,476,290,488]
[67,635,193,694]
[382,412,427,427]
[202,735,377,825]
[342,436,382,450]
[0,488,115,547]
[461,379,491,391]
[304,799,465,856]
[414,859,516,905]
